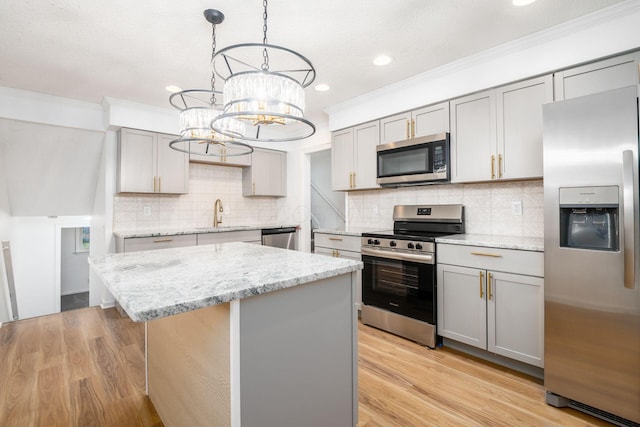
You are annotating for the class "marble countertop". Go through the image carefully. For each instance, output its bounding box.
[89,242,362,322]
[313,226,383,237]
[114,224,298,239]
[435,234,544,252]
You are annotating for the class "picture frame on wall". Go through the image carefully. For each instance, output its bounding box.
[75,227,90,253]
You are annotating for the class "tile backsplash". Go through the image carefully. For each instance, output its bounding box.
[113,163,280,232]
[347,180,543,238]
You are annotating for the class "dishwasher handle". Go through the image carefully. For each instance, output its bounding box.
[261,227,298,236]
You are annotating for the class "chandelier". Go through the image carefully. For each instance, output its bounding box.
[169,9,253,157]
[211,0,316,142]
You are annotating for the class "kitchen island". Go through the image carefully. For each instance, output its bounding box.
[89,242,362,427]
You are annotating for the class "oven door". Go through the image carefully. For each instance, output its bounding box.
[361,250,436,324]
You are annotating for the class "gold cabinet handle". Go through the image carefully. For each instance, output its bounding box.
[406,120,410,139]
[335,250,340,257]
[353,172,356,188]
[158,176,161,193]
[488,272,493,300]
[471,252,502,258]
[349,172,353,189]
[252,182,256,195]
[491,155,496,179]
[328,237,343,241]
[153,176,157,192]
[479,271,484,299]
[411,119,415,138]
[153,238,173,243]
[498,154,503,179]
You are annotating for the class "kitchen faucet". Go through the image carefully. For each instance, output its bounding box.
[214,199,223,227]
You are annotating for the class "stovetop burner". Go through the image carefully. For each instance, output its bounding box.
[361,204,464,253]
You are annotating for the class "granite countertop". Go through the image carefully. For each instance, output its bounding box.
[313,226,383,237]
[114,224,298,239]
[89,242,362,322]
[435,234,544,252]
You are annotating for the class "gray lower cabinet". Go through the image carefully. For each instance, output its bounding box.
[116,234,197,253]
[314,232,362,309]
[554,51,640,101]
[196,230,261,245]
[116,229,262,253]
[117,128,189,194]
[243,147,287,197]
[437,243,544,367]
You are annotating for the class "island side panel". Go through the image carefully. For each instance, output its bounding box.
[237,273,356,427]
[147,303,231,427]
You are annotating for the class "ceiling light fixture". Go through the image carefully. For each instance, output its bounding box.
[211,0,316,142]
[165,85,182,93]
[512,0,537,6]
[168,9,252,157]
[373,55,392,66]
[314,84,330,92]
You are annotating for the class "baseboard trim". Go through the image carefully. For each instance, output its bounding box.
[100,299,116,310]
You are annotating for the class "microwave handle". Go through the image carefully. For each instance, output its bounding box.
[622,149,637,289]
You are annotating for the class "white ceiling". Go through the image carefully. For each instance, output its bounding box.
[0,0,627,124]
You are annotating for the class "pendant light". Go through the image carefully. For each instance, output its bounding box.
[169,9,253,157]
[211,0,316,142]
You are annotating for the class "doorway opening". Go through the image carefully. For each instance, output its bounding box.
[60,227,90,312]
[309,149,345,251]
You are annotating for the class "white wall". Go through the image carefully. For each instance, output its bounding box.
[61,228,90,295]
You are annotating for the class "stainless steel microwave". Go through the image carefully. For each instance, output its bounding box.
[376,132,450,187]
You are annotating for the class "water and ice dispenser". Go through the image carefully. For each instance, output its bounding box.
[559,186,619,251]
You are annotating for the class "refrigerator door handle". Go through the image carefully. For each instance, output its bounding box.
[622,149,637,289]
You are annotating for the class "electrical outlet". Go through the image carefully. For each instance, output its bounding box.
[143,206,151,216]
[511,200,522,216]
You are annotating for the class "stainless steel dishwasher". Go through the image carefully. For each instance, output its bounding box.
[261,227,298,250]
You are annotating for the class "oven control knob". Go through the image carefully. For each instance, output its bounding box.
[407,242,414,249]
[415,243,423,250]
[367,238,374,245]
[373,239,380,245]
[390,241,397,247]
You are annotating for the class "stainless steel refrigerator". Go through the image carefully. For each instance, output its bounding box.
[543,85,640,425]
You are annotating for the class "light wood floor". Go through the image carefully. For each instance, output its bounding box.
[0,307,611,426]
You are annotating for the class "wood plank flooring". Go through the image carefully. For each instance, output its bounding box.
[0,307,612,426]
[0,307,162,427]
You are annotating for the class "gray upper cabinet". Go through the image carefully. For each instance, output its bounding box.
[450,90,496,183]
[331,120,380,191]
[190,143,252,167]
[118,128,189,194]
[554,51,640,101]
[380,102,450,145]
[243,147,287,197]
[496,75,553,180]
[451,75,552,183]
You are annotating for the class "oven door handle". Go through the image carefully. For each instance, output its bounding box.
[361,247,434,264]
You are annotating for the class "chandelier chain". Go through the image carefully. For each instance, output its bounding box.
[262,0,269,71]
[210,22,218,105]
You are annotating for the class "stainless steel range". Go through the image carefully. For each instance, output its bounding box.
[361,204,464,348]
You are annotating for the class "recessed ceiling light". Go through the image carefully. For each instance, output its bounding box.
[512,0,536,6]
[165,85,182,93]
[314,84,330,92]
[373,55,393,66]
